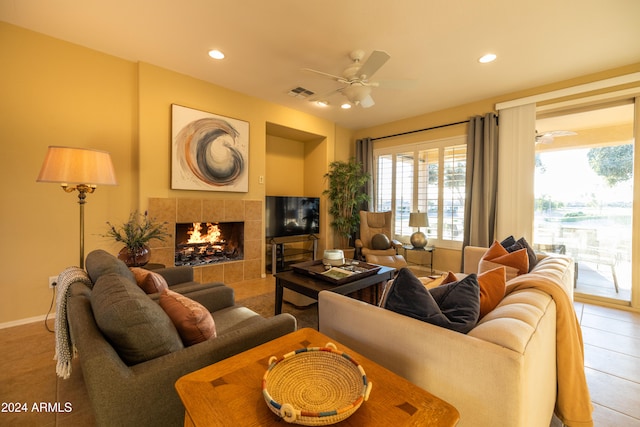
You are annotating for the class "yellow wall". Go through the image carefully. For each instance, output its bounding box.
[265,136,306,195]
[0,23,344,325]
[0,23,137,324]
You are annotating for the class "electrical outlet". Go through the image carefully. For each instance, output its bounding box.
[48,276,57,288]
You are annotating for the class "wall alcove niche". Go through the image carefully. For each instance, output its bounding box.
[265,122,328,305]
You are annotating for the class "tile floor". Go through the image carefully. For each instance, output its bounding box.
[575,301,640,426]
[0,277,638,426]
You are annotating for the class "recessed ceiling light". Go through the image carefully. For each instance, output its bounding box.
[341,103,352,109]
[478,53,497,63]
[316,100,329,107]
[208,49,225,60]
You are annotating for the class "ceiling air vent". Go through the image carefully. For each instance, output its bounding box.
[288,86,314,99]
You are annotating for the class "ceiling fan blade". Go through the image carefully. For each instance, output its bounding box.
[359,94,375,108]
[547,130,577,137]
[535,129,577,144]
[357,50,390,80]
[302,68,346,82]
[535,135,554,144]
[535,129,578,144]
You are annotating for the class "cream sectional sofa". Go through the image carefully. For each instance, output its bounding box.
[319,246,574,427]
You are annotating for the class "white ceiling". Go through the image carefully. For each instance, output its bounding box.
[2,0,639,130]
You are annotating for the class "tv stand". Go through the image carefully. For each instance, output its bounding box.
[267,235,318,275]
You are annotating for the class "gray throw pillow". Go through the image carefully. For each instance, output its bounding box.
[86,249,135,284]
[382,267,480,334]
[371,233,391,250]
[91,273,184,365]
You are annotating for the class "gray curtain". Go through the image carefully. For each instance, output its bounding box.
[462,113,499,268]
[355,137,374,211]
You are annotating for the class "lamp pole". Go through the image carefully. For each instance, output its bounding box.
[62,184,95,269]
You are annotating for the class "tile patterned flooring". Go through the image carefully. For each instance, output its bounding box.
[575,301,640,426]
[0,277,638,426]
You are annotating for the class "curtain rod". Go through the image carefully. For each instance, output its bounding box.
[370,119,470,141]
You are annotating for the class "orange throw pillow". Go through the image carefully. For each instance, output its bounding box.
[130,267,169,294]
[479,240,529,280]
[477,266,506,318]
[159,289,216,346]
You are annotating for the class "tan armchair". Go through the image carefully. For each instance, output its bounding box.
[355,211,404,260]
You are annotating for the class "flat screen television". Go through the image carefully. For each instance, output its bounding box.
[265,196,320,238]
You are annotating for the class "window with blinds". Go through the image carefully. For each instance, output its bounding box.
[373,136,466,249]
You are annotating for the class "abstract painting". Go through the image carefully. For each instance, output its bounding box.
[171,104,249,192]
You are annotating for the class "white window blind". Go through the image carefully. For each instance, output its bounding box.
[373,136,466,248]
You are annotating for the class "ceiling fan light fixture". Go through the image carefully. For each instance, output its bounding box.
[208,49,225,60]
[342,84,372,103]
[478,53,497,63]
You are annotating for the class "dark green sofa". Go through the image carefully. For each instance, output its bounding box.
[67,249,296,426]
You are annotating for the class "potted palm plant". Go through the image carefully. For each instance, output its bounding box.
[104,211,170,267]
[323,159,371,254]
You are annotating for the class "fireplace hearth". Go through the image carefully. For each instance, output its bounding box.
[175,222,244,267]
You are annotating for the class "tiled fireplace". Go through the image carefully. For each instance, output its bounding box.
[147,198,263,284]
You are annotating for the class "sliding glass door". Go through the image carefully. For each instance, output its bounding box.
[534,102,635,304]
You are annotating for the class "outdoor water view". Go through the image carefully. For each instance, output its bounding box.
[534,145,633,301]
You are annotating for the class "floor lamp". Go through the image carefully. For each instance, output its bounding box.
[37,146,117,269]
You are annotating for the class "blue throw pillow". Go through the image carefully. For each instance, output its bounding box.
[382,268,480,334]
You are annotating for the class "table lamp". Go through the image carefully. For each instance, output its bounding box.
[409,212,429,248]
[37,146,117,268]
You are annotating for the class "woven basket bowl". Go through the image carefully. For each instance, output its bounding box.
[262,343,372,425]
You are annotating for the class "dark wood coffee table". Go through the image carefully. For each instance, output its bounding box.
[175,328,460,426]
[274,265,395,315]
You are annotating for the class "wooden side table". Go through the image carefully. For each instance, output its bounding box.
[175,328,459,426]
[142,263,166,271]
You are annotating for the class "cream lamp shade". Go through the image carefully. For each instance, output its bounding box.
[37,146,117,185]
[409,212,428,229]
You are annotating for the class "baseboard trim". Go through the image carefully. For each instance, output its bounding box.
[0,313,56,330]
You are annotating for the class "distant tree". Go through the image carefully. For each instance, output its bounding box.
[535,195,564,212]
[535,154,546,173]
[587,144,633,186]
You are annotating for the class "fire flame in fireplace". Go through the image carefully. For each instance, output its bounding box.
[187,223,224,244]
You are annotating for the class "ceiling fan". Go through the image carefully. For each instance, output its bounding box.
[303,49,412,108]
[535,130,577,144]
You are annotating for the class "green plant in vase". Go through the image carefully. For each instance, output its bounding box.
[323,159,371,251]
[104,211,170,267]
